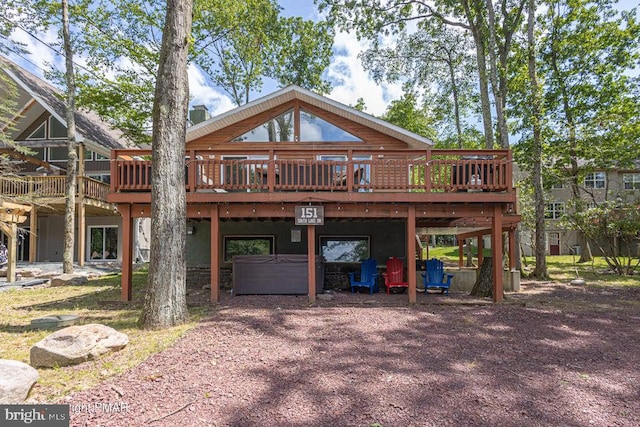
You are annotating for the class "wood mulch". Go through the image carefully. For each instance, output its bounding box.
[64,281,640,426]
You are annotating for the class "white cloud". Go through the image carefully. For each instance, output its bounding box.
[7,27,63,79]
[187,64,235,116]
[326,31,403,117]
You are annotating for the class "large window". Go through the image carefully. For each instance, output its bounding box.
[320,236,370,262]
[89,226,118,261]
[544,202,565,220]
[223,236,274,262]
[233,110,294,142]
[300,111,361,142]
[584,172,606,189]
[623,173,640,190]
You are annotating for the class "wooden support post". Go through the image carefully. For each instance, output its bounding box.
[78,201,86,266]
[458,239,464,268]
[120,204,133,301]
[492,205,503,302]
[6,222,17,283]
[508,228,516,270]
[478,236,484,266]
[210,204,220,304]
[307,224,316,303]
[29,205,37,263]
[407,206,416,303]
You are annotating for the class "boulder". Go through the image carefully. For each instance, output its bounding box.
[0,359,39,403]
[570,278,586,286]
[30,324,129,368]
[50,274,89,287]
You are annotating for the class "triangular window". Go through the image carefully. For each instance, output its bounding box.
[233,110,294,142]
[49,117,67,138]
[300,110,361,142]
[27,122,46,139]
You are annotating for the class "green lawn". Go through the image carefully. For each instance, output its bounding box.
[0,270,208,402]
[426,246,640,287]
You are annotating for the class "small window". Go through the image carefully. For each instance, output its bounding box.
[95,152,109,161]
[544,202,565,220]
[320,236,370,262]
[584,172,606,189]
[48,147,68,161]
[49,117,67,138]
[84,149,94,160]
[623,173,640,190]
[223,236,274,262]
[27,122,46,139]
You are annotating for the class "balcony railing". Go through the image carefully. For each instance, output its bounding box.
[110,149,514,194]
[0,176,111,202]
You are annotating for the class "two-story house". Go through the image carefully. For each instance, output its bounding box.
[541,166,640,256]
[109,85,520,303]
[0,57,147,265]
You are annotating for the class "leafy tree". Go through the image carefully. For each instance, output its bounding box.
[360,22,478,148]
[317,0,526,149]
[539,0,640,261]
[562,199,640,275]
[382,89,437,141]
[138,0,192,329]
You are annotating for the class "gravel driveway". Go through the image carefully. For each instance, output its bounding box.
[65,282,640,427]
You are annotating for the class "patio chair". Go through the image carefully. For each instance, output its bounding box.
[382,257,408,294]
[349,258,379,294]
[421,258,454,296]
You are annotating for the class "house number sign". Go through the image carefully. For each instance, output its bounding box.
[295,206,324,225]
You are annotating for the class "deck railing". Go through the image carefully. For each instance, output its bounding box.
[110,149,514,194]
[0,176,111,202]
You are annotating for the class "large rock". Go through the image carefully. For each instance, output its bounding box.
[50,274,89,287]
[0,359,39,403]
[30,324,129,368]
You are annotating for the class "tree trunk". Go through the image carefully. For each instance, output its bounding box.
[484,0,508,148]
[139,0,192,329]
[470,256,493,298]
[528,0,548,280]
[446,51,464,149]
[465,238,474,267]
[62,0,77,274]
[461,0,494,148]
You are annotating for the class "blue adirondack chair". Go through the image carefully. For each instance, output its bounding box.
[349,258,379,294]
[421,258,454,296]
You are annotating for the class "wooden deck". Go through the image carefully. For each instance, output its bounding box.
[1,175,111,203]
[108,148,514,203]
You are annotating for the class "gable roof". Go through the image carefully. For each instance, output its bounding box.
[1,57,136,156]
[186,85,434,149]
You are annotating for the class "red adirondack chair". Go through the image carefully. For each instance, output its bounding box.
[382,257,408,294]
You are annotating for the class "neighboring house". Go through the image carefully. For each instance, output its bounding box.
[519,163,640,256]
[108,85,520,303]
[0,57,148,264]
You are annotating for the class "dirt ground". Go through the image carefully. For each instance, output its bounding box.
[64,281,640,427]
